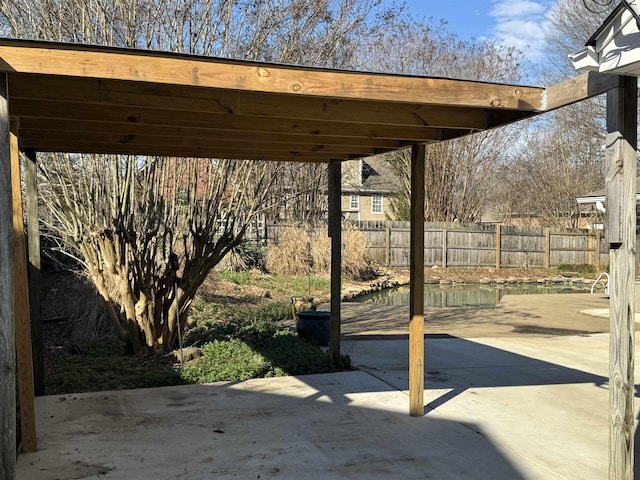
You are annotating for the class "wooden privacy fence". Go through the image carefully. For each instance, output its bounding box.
[264,221,606,269]
[353,221,604,269]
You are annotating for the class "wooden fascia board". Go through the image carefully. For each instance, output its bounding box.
[542,72,621,111]
[9,75,491,130]
[0,43,544,110]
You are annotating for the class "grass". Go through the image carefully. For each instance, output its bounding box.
[45,270,346,395]
[45,339,185,395]
[44,264,602,395]
[183,294,350,383]
[553,264,599,276]
[233,270,330,296]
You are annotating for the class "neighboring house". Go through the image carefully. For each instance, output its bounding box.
[576,178,640,231]
[341,156,400,221]
[570,1,640,75]
[577,179,640,275]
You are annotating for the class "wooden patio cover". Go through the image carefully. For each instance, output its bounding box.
[0,37,626,478]
[0,38,615,160]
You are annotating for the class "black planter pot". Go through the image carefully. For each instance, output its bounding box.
[296,310,330,346]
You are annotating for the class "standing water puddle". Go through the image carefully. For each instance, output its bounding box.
[351,283,592,309]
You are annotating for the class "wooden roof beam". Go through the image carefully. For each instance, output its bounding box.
[19,140,382,162]
[10,99,449,142]
[17,131,384,156]
[9,75,493,130]
[16,124,408,149]
[542,72,622,111]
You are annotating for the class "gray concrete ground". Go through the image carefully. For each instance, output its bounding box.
[16,290,640,479]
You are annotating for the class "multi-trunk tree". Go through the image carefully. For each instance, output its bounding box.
[1,0,396,354]
[38,155,277,354]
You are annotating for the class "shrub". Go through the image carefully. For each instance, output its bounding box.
[180,333,339,383]
[266,226,312,276]
[180,339,271,382]
[181,328,348,383]
[218,241,266,272]
[43,270,111,342]
[342,224,372,280]
[182,302,350,383]
[266,224,372,280]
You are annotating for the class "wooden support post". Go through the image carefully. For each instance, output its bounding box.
[24,148,43,397]
[606,76,636,480]
[495,223,501,269]
[544,228,551,270]
[587,234,594,266]
[328,160,342,366]
[12,131,37,453]
[409,144,425,417]
[0,72,15,480]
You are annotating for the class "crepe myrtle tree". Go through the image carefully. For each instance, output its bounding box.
[39,154,278,355]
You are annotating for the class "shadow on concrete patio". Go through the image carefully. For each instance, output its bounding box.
[17,369,532,479]
[343,333,622,478]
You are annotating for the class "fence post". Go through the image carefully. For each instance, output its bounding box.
[595,232,601,271]
[441,228,447,268]
[386,225,391,267]
[495,223,501,269]
[544,228,551,269]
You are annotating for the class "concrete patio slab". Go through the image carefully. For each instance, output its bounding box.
[18,369,546,480]
[344,333,635,479]
[16,289,640,479]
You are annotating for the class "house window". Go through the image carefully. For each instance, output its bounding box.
[350,195,359,210]
[371,195,383,214]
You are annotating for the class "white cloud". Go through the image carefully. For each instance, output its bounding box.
[489,0,556,63]
[492,1,547,20]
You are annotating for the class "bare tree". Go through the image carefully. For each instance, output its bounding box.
[544,0,615,81]
[0,0,400,353]
[365,19,524,222]
[37,155,277,354]
[488,0,616,227]
[387,129,514,222]
[495,99,606,228]
[0,0,387,65]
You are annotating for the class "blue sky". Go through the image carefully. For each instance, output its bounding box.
[382,0,557,63]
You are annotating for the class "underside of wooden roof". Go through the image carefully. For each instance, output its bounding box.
[0,38,621,162]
